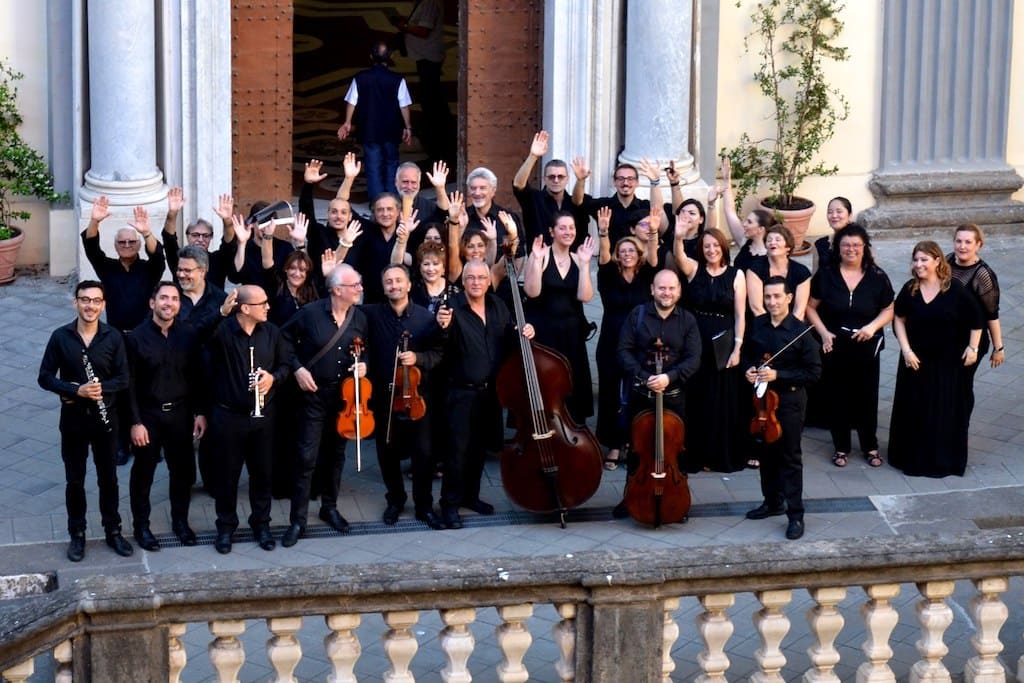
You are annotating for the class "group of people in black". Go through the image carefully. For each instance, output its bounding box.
[39,130,1003,560]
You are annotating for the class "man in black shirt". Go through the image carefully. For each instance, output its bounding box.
[465,167,525,261]
[436,260,535,529]
[279,264,368,547]
[364,264,445,530]
[343,192,402,304]
[126,282,207,551]
[206,284,291,554]
[38,280,133,562]
[176,245,231,335]
[743,276,821,540]
[512,130,589,247]
[580,162,652,246]
[162,187,233,289]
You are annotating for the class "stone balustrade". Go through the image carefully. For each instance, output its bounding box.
[4,529,1024,681]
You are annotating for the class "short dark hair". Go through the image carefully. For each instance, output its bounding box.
[381,262,410,283]
[75,280,105,296]
[373,192,400,211]
[151,280,181,299]
[763,275,791,294]
[178,245,210,270]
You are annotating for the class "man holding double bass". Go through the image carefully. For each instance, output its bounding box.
[743,276,820,541]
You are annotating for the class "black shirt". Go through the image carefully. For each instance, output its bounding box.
[81,231,166,332]
[809,265,894,344]
[581,194,651,245]
[282,298,369,387]
[442,291,518,386]
[363,302,443,393]
[617,302,702,390]
[38,320,129,410]
[163,229,231,289]
[207,316,291,411]
[344,219,399,304]
[512,184,588,248]
[179,284,228,337]
[743,314,821,389]
[126,318,204,423]
[230,238,295,286]
[466,203,526,258]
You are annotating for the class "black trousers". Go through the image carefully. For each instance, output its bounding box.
[129,406,195,529]
[290,388,347,526]
[756,388,806,520]
[823,341,881,453]
[211,405,274,533]
[376,403,435,513]
[441,386,498,509]
[60,408,121,535]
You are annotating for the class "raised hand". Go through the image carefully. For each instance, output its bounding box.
[480,216,498,243]
[129,206,151,237]
[497,210,518,242]
[638,157,660,183]
[91,196,111,223]
[666,160,681,186]
[232,214,252,244]
[530,130,549,157]
[426,160,449,188]
[648,209,662,236]
[290,212,309,244]
[399,208,420,235]
[447,190,464,221]
[576,235,595,262]
[320,249,338,275]
[721,156,732,183]
[167,187,186,213]
[304,159,328,184]
[571,156,590,181]
[708,184,724,204]
[213,194,234,221]
[342,219,363,246]
[597,206,611,233]
[530,234,550,260]
[343,151,361,179]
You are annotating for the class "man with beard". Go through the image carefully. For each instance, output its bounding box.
[126,282,207,550]
[162,187,234,289]
[581,163,653,246]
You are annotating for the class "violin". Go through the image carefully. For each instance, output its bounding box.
[624,339,691,527]
[386,331,426,444]
[750,355,782,444]
[337,337,374,470]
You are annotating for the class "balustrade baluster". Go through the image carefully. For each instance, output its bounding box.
[439,607,476,683]
[662,597,681,682]
[54,639,72,683]
[324,614,362,683]
[209,619,247,683]
[804,587,847,683]
[383,610,419,683]
[1,658,33,683]
[168,623,187,683]
[967,577,1008,683]
[495,603,533,683]
[911,580,954,683]
[267,616,303,683]
[552,603,576,683]
[752,589,792,683]
[696,592,735,683]
[857,583,900,683]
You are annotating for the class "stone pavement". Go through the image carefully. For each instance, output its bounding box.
[1,229,1023,680]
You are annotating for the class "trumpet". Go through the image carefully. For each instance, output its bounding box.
[248,345,265,418]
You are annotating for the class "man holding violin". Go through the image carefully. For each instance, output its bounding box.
[743,276,821,540]
[280,263,368,547]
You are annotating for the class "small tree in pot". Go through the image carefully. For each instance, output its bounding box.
[721,0,849,251]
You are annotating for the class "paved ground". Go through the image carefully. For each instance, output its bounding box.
[2,228,1023,680]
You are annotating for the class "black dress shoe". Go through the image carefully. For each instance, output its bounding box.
[319,508,351,533]
[172,520,197,546]
[255,527,276,551]
[415,509,444,530]
[382,504,403,525]
[67,534,85,562]
[612,501,629,519]
[441,507,463,530]
[463,499,494,515]
[786,518,805,540]
[746,503,786,520]
[105,532,134,557]
[281,523,304,548]
[215,531,233,554]
[133,527,160,552]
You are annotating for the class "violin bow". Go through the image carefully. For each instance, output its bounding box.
[754,324,815,397]
[385,341,401,445]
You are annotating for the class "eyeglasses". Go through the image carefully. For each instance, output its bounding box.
[840,243,865,250]
[116,239,139,246]
[337,282,363,289]
[243,300,270,307]
[188,232,213,240]
[76,296,104,305]
[614,176,638,183]
[176,266,201,274]
[463,275,489,282]
[545,174,567,180]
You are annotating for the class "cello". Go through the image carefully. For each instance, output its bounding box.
[496,246,603,528]
[624,339,691,527]
[337,337,374,471]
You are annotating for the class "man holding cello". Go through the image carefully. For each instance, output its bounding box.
[743,276,820,540]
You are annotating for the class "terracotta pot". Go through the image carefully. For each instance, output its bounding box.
[759,200,815,256]
[0,226,24,285]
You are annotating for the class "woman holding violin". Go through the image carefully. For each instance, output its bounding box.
[806,225,894,468]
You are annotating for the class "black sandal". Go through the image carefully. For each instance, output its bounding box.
[832,452,848,468]
[866,450,883,468]
[746,459,760,470]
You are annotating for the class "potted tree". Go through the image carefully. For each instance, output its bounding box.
[721,0,849,254]
[0,59,66,284]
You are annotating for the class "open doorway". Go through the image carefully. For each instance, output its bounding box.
[292,0,459,203]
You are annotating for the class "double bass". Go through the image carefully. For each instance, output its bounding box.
[496,247,603,528]
[624,339,691,527]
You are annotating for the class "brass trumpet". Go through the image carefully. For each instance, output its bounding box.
[248,345,265,418]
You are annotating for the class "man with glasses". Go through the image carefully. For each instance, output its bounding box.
[512,130,589,248]
[38,281,133,561]
[279,264,368,546]
[206,285,291,554]
[581,162,652,245]
[162,187,233,289]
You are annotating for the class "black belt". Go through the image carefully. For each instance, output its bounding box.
[146,399,186,412]
[770,385,802,393]
[216,402,254,415]
[454,381,489,390]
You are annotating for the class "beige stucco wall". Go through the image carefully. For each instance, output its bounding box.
[1,2,53,266]
[716,0,882,238]
[1009,2,1024,202]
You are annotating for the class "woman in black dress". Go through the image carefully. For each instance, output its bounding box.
[717,156,771,272]
[673,228,747,472]
[806,225,894,468]
[889,241,983,478]
[747,225,811,320]
[948,223,1005,426]
[595,206,658,469]
[524,211,596,424]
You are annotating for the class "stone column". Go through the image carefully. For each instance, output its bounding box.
[860,0,1024,231]
[619,0,699,188]
[79,1,165,205]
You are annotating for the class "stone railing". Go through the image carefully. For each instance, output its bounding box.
[3,528,1024,682]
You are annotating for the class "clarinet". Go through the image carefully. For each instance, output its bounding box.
[81,351,112,432]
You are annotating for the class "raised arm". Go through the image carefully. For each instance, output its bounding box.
[232,214,252,274]
[574,237,595,303]
[336,152,360,202]
[671,211,699,280]
[164,187,185,237]
[128,206,160,256]
[513,131,547,191]
[446,191,466,281]
[213,193,235,243]
[720,158,745,246]
[84,195,110,239]
[426,160,450,213]
[571,156,589,206]
[523,235,548,298]
[596,206,612,265]
[390,210,419,266]
[666,160,685,213]
[638,158,666,234]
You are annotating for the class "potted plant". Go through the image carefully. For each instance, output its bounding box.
[721,0,849,254]
[0,59,66,284]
